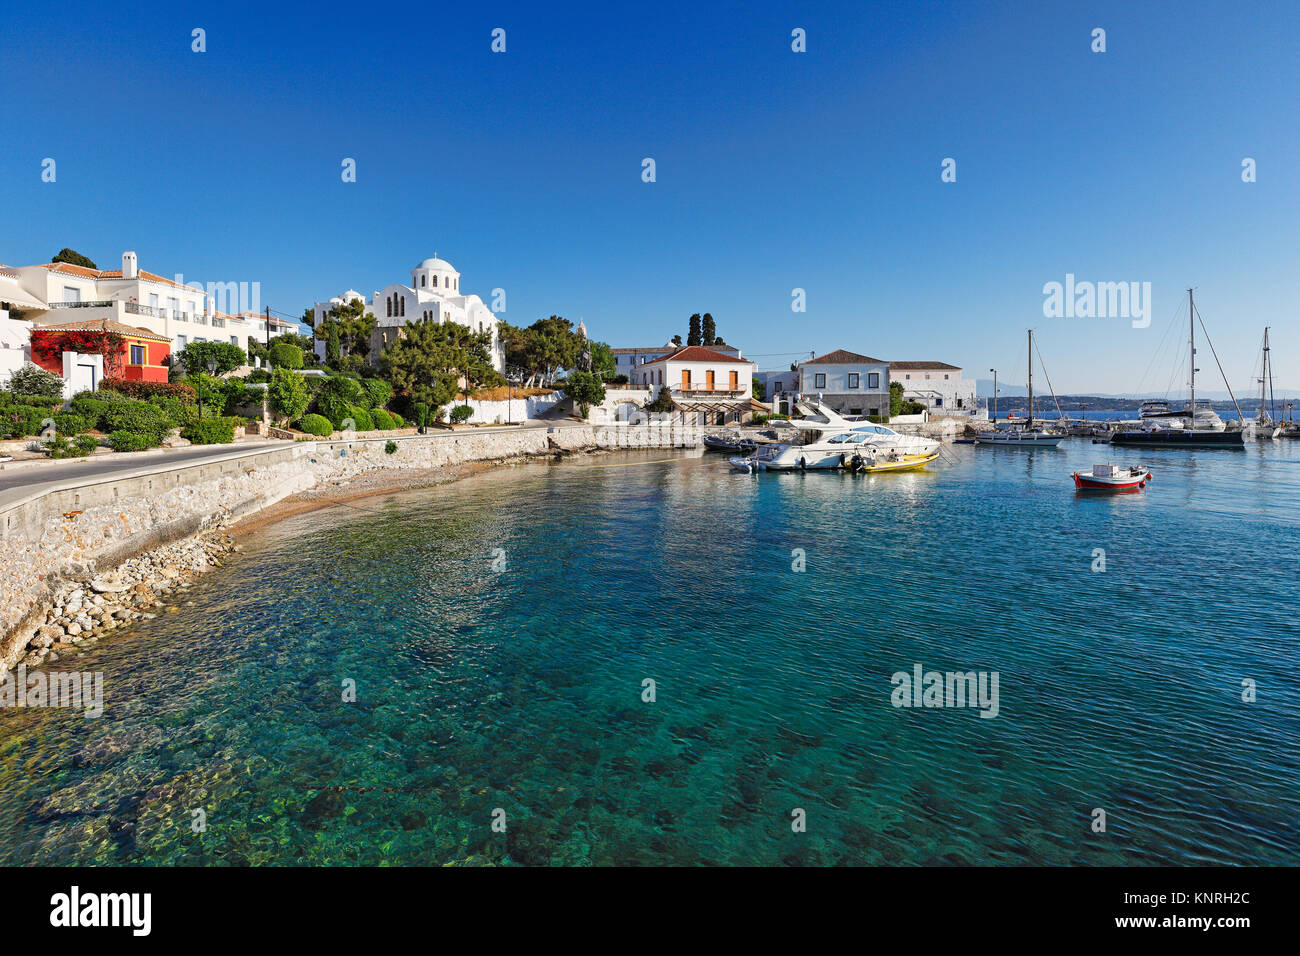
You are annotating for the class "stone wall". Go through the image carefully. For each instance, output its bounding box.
[0,424,701,670]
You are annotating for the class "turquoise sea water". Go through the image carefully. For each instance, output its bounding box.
[3,441,1299,866]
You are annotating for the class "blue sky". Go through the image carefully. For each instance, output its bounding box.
[2,0,1297,394]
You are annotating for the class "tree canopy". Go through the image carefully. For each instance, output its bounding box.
[499,315,584,385]
[176,340,246,376]
[52,248,97,269]
[381,317,500,409]
[314,298,376,367]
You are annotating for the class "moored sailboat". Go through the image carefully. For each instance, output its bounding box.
[973,330,1065,447]
[1111,289,1245,449]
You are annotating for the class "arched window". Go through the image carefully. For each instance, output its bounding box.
[433,275,438,287]
[386,295,392,318]
[421,275,426,287]
[399,297,405,317]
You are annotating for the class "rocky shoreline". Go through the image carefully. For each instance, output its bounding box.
[11,531,237,673]
[4,445,614,676]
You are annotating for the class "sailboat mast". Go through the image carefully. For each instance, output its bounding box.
[1188,288,1196,415]
[1260,327,1268,422]
[1027,329,1034,426]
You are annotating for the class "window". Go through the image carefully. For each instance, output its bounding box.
[848,373,860,389]
[63,285,81,302]
[868,372,880,389]
[130,344,145,365]
[230,336,238,346]
[421,276,426,287]
[814,373,826,388]
[433,275,438,287]
[167,297,179,314]
[177,335,187,347]
[935,397,943,407]
[148,293,159,308]
[773,380,782,392]
[944,374,950,380]
[400,297,405,317]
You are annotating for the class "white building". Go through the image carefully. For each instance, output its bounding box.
[631,345,757,423]
[0,252,293,362]
[313,254,504,372]
[773,349,891,418]
[888,361,976,415]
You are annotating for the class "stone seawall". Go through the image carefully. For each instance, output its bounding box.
[0,424,700,672]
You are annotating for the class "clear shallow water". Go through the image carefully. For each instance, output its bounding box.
[3,441,1299,866]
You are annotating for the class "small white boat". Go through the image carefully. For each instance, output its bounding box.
[1071,463,1153,491]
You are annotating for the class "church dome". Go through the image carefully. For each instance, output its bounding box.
[415,256,456,272]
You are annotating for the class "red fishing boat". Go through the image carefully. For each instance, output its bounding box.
[1071,463,1153,491]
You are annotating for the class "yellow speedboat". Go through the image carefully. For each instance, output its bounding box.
[846,451,939,474]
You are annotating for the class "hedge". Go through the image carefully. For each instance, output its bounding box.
[54,411,90,436]
[107,430,158,452]
[102,401,173,442]
[2,405,49,439]
[297,413,333,437]
[371,409,396,430]
[101,378,196,402]
[180,419,235,445]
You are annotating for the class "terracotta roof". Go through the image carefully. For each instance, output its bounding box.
[30,317,171,342]
[803,349,885,365]
[37,263,201,292]
[643,345,752,364]
[888,361,961,370]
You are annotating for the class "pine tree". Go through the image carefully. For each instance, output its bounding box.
[687,314,701,346]
[701,313,716,346]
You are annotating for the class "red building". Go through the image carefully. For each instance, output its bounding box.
[29,318,171,384]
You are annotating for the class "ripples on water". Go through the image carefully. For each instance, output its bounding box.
[3,441,1299,865]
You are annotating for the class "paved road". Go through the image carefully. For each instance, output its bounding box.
[0,441,284,495]
[0,420,566,498]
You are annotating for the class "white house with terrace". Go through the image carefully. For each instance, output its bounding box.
[630,345,758,424]
[0,251,294,363]
[888,361,977,416]
[312,254,504,372]
[770,349,891,418]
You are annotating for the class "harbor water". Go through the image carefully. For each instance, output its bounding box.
[2,440,1298,865]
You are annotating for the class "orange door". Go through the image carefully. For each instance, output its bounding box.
[706,370,715,391]
[729,370,738,391]
[682,369,691,390]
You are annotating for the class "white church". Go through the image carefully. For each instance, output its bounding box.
[312,254,504,371]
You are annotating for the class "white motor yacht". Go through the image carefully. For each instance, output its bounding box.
[729,401,939,471]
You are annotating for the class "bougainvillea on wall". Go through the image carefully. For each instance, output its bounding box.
[30,330,128,374]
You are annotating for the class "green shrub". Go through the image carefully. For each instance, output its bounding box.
[71,434,99,456]
[180,419,235,445]
[267,341,304,369]
[100,378,196,402]
[2,405,50,439]
[5,363,64,397]
[390,412,405,427]
[297,413,333,437]
[449,404,474,424]
[102,400,172,442]
[361,378,393,410]
[54,411,89,436]
[247,368,272,384]
[148,395,195,429]
[70,395,112,429]
[107,430,157,452]
[385,440,398,455]
[268,367,309,422]
[412,403,429,427]
[345,405,373,431]
[371,409,396,430]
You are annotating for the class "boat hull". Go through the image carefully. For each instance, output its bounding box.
[1071,469,1152,491]
[973,435,1065,447]
[1110,429,1245,448]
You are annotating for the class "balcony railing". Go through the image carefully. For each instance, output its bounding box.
[673,384,747,396]
[125,302,165,317]
[210,316,225,327]
[45,300,113,309]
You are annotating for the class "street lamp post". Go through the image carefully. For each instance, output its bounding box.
[989,368,998,421]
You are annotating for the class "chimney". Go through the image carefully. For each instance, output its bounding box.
[122,251,138,279]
